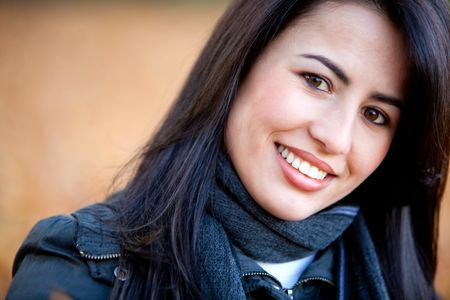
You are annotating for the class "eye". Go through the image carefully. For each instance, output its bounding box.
[303,74,331,93]
[363,107,389,125]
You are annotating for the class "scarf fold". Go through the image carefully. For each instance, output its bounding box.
[196,153,388,299]
[209,153,359,262]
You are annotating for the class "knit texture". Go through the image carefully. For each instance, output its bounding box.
[209,153,359,262]
[196,153,379,299]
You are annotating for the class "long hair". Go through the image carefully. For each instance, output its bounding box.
[110,1,450,299]
[359,1,450,298]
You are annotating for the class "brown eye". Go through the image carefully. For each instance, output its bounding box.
[363,107,388,125]
[303,74,331,92]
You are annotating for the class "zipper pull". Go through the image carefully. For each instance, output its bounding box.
[114,266,128,281]
[285,288,294,299]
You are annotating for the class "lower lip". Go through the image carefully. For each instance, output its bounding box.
[275,145,333,192]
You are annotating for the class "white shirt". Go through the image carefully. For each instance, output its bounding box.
[256,254,316,288]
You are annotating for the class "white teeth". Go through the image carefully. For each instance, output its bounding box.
[299,161,311,174]
[292,158,300,169]
[318,171,327,180]
[277,144,328,181]
[308,166,319,179]
[286,153,294,164]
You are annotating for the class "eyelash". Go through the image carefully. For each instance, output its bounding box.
[301,73,390,126]
[301,73,391,126]
[302,73,332,93]
[362,107,390,126]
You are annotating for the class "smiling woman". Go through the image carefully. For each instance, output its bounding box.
[226,3,408,221]
[6,0,450,299]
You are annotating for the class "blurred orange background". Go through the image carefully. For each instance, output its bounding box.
[0,1,449,298]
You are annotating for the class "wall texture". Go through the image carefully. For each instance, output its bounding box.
[0,2,449,298]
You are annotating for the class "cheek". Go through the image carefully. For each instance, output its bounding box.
[249,86,308,130]
[355,136,392,178]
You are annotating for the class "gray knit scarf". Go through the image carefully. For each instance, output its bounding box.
[209,153,359,262]
[196,153,376,299]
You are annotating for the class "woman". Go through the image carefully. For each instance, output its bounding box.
[7,0,450,299]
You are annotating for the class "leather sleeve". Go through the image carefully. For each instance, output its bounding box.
[6,215,112,300]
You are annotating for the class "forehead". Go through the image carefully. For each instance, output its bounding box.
[287,1,401,48]
[267,1,409,97]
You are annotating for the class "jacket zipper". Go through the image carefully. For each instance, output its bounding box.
[243,272,334,299]
[282,276,334,300]
[243,272,296,299]
[242,271,281,285]
[78,249,121,260]
[294,276,335,287]
[78,249,127,281]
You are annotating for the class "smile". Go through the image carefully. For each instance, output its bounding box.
[277,144,328,180]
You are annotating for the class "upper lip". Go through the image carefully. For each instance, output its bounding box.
[278,143,336,175]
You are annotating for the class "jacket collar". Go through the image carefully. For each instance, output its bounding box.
[72,201,121,258]
[71,193,122,283]
[235,244,336,286]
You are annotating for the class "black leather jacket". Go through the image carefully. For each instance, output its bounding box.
[7,198,390,300]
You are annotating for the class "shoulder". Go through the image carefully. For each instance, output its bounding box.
[72,197,121,261]
[7,194,122,300]
[11,214,79,275]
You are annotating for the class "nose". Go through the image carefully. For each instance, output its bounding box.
[308,107,356,155]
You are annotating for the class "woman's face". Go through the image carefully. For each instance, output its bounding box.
[225,2,408,221]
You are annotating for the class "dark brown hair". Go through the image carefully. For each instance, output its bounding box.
[110,0,450,299]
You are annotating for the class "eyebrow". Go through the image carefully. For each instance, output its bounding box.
[370,92,404,110]
[300,53,404,110]
[300,54,350,85]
